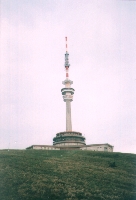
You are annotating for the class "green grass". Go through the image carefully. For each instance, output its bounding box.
[0,150,136,200]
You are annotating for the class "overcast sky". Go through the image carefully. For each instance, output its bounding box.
[0,0,136,153]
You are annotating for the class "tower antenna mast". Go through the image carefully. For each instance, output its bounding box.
[65,37,68,52]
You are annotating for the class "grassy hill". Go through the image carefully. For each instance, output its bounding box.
[0,150,136,200]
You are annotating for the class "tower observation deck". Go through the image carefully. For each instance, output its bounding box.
[53,37,86,147]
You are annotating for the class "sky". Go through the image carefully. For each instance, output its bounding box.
[0,0,136,153]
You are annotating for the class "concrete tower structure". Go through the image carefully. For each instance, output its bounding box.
[53,38,86,147]
[62,37,74,131]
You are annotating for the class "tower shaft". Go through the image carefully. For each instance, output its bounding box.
[66,100,72,131]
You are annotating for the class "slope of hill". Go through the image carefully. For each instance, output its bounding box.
[0,150,136,200]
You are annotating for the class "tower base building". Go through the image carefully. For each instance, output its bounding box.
[53,131,86,146]
[26,143,114,152]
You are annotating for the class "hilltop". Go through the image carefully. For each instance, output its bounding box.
[0,150,136,200]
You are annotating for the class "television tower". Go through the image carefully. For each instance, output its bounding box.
[53,37,86,147]
[61,37,75,131]
[26,37,114,152]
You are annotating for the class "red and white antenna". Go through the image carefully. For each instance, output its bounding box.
[65,37,69,78]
